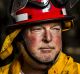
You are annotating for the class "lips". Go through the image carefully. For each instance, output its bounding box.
[39,47,55,53]
[40,47,55,49]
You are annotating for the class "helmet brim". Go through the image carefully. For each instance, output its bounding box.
[7,15,74,30]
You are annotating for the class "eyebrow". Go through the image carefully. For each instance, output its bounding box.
[41,23,61,27]
[50,23,61,26]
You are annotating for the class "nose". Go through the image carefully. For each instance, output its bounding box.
[42,30,52,43]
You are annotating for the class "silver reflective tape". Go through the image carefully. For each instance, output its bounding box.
[15,13,28,22]
[62,8,67,15]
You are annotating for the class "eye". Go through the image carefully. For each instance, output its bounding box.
[52,28,60,30]
[30,26,43,32]
[51,26,61,32]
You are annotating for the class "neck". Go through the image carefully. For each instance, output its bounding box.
[21,66,47,74]
[20,57,48,74]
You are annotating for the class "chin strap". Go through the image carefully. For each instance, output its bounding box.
[0,29,21,60]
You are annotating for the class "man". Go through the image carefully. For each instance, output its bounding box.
[0,0,80,74]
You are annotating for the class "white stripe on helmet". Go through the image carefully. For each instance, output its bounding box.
[15,13,28,22]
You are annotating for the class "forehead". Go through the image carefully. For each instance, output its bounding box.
[41,22,61,27]
[24,22,62,30]
[30,22,62,28]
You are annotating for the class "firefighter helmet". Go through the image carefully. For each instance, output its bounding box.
[8,0,73,31]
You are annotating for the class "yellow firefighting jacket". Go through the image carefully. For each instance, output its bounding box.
[0,29,80,74]
[0,52,80,74]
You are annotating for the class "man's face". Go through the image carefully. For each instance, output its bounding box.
[23,22,62,63]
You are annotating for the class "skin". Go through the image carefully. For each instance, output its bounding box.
[19,22,62,74]
[23,22,62,63]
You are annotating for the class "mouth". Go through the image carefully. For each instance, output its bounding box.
[39,47,55,53]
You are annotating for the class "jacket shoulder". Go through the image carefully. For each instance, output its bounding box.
[60,52,79,74]
[48,52,79,74]
[0,64,10,74]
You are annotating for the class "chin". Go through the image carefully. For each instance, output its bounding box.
[34,57,55,65]
[38,60,54,65]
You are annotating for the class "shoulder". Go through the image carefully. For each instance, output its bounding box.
[0,63,11,74]
[48,52,79,74]
[60,52,78,66]
[0,59,21,74]
[60,52,79,74]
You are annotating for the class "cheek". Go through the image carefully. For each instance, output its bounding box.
[28,36,37,44]
[53,34,62,48]
[25,34,41,48]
